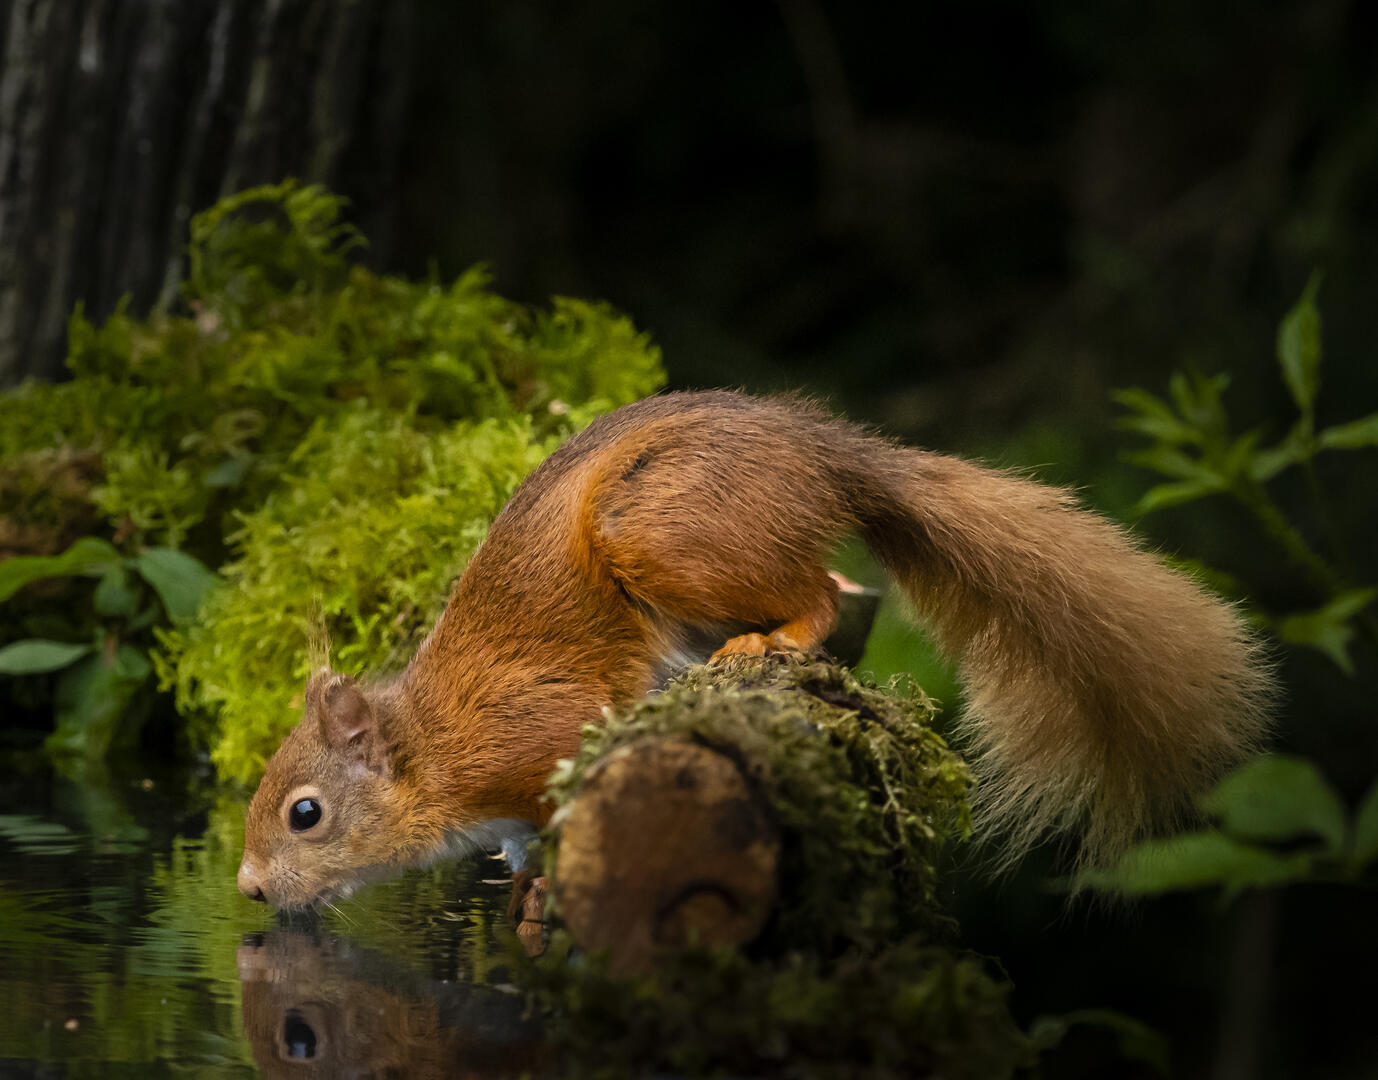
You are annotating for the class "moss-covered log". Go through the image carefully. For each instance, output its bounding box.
[523,656,1036,1078]
[545,655,971,959]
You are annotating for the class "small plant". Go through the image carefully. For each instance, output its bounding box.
[0,540,217,757]
[1113,274,1376,671]
[1090,277,1377,895]
[1081,754,1378,895]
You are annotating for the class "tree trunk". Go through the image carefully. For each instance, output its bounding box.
[0,0,414,385]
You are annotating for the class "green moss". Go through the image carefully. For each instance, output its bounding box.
[0,180,664,767]
[156,410,553,782]
[3,187,662,557]
[526,933,1032,1080]
[528,658,1027,1077]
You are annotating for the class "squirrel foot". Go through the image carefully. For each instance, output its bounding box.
[710,583,840,663]
[710,630,805,662]
[507,869,549,958]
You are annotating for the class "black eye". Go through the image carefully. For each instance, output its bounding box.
[289,798,322,831]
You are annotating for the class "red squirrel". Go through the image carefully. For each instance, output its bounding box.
[237,390,1271,910]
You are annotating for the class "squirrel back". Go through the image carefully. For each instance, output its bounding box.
[239,391,1271,908]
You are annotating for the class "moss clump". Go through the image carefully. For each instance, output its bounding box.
[156,410,551,782]
[526,933,1031,1080]
[0,180,664,769]
[2,186,660,555]
[0,448,103,560]
[528,657,1030,1077]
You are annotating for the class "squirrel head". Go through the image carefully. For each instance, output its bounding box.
[238,671,407,910]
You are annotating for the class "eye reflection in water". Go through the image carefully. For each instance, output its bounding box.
[283,1011,317,1059]
[237,928,544,1078]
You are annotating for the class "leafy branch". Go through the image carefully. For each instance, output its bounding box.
[1113,274,1377,672]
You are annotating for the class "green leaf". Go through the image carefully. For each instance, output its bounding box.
[1318,411,1378,450]
[1200,755,1347,854]
[1168,371,1230,433]
[132,548,221,623]
[1276,272,1322,420]
[1219,430,1262,481]
[1030,1010,1169,1076]
[1112,388,1199,445]
[1248,446,1295,482]
[1080,831,1314,895]
[0,537,122,603]
[0,639,94,675]
[92,566,140,618]
[1352,781,1378,870]
[1125,447,1215,481]
[46,646,153,758]
[1167,372,1196,420]
[1322,589,1378,619]
[1131,477,1226,515]
[1249,423,1310,481]
[1275,588,1377,675]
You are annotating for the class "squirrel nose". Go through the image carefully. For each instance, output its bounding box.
[238,858,267,903]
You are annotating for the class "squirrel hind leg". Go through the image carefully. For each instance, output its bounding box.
[709,578,840,662]
[584,424,849,663]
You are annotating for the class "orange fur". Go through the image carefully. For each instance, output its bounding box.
[239,391,1272,908]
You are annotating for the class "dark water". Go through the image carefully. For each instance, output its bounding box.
[0,756,542,1078]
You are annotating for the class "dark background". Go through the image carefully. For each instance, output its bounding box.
[3,1,1376,1076]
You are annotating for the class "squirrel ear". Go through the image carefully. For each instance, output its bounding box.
[306,671,388,775]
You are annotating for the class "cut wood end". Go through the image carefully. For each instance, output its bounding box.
[552,738,780,975]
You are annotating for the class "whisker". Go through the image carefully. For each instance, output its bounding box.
[324,898,356,929]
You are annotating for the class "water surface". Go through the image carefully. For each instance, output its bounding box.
[0,755,540,1077]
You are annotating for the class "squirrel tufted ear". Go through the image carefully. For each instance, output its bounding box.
[305,670,388,774]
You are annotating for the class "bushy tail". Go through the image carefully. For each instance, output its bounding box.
[846,446,1274,869]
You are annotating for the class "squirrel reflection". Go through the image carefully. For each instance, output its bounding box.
[237,929,543,1078]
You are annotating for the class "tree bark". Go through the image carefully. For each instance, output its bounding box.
[0,0,414,385]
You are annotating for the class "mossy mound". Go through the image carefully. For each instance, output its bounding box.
[527,657,1033,1078]
[0,180,664,769]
